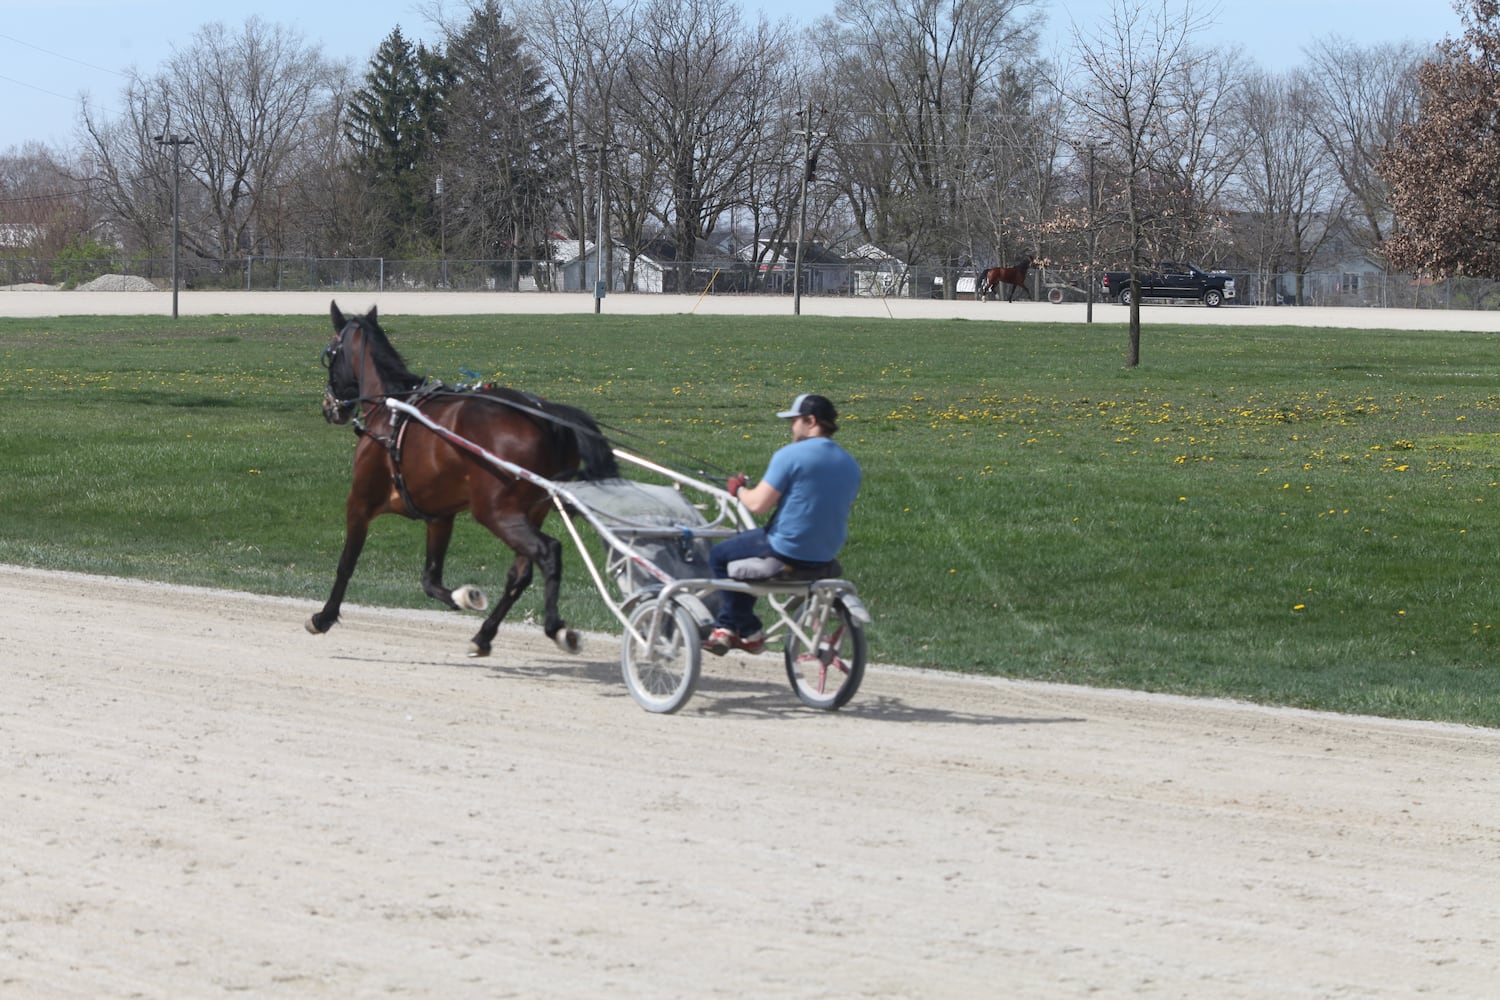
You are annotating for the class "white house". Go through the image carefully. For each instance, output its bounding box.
[555,240,666,294]
[844,244,912,297]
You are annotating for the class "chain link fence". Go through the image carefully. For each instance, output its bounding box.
[3,255,1497,310]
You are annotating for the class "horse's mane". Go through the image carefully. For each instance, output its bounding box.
[350,311,425,396]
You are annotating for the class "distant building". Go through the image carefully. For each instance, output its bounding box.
[0,223,43,250]
[555,240,667,294]
[843,244,912,297]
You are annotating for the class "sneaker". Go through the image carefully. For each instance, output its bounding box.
[734,630,767,655]
[702,627,766,656]
[703,627,735,656]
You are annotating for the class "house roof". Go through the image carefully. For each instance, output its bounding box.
[844,243,906,266]
[550,239,663,268]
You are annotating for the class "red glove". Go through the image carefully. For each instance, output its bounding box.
[727,473,748,497]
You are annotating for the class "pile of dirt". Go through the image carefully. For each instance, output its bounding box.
[76,274,160,291]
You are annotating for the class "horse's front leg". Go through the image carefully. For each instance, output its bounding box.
[307,517,369,634]
[420,516,460,608]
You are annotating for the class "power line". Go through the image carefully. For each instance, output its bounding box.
[0,71,87,106]
[0,185,103,208]
[0,32,134,80]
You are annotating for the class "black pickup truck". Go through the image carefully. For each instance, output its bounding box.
[1101,262,1235,308]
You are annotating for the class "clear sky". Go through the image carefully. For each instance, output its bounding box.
[0,0,1470,153]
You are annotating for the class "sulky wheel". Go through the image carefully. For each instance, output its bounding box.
[621,597,701,714]
[783,599,867,711]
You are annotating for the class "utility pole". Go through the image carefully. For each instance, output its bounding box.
[154,132,193,319]
[792,101,822,317]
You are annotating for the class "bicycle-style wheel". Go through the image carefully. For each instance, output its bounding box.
[621,597,701,714]
[783,599,866,710]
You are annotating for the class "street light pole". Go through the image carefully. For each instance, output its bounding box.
[436,174,446,287]
[154,132,193,319]
[1086,141,1097,325]
[596,146,606,314]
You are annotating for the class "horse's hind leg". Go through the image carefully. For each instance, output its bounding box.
[467,515,576,658]
[467,554,534,658]
[531,532,577,652]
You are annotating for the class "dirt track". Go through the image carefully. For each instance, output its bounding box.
[5,291,1500,996]
[4,564,1499,998]
[5,286,1500,331]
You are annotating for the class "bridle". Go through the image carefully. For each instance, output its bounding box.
[321,320,373,427]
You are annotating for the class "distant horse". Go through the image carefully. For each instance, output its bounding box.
[308,302,619,657]
[978,258,1033,302]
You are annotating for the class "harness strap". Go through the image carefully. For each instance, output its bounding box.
[382,402,442,523]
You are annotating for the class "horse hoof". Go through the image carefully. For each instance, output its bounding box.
[467,641,490,658]
[453,585,489,612]
[305,616,327,635]
[556,629,581,654]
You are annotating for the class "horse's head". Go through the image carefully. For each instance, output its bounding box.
[321,301,424,425]
[320,301,373,425]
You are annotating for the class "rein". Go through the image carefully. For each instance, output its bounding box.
[323,319,730,489]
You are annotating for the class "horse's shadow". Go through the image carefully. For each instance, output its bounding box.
[330,624,1083,726]
[690,674,1084,726]
[453,649,1085,727]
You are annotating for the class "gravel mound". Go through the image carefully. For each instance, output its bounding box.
[77,274,160,291]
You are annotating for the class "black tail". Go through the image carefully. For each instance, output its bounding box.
[551,402,620,481]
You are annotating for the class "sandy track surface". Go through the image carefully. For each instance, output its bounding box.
[4,287,1500,331]
[4,564,1498,998]
[6,290,1500,996]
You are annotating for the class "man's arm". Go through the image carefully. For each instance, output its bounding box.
[735,478,781,516]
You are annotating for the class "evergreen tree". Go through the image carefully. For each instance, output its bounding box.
[442,0,564,280]
[345,26,449,253]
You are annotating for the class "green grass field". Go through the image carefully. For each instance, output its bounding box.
[3,311,1499,726]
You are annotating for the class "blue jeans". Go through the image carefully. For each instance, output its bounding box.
[708,527,775,635]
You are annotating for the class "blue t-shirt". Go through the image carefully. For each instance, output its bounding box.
[762,437,861,563]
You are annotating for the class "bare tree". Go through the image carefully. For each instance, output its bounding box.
[617,0,788,273]
[1303,35,1427,265]
[162,19,334,259]
[79,79,176,265]
[819,0,1044,296]
[279,64,372,257]
[971,57,1067,296]
[0,144,99,265]
[518,0,632,283]
[1151,45,1249,260]
[1233,69,1344,304]
[1070,0,1216,367]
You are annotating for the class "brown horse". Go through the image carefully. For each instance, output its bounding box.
[978,258,1033,302]
[307,302,619,657]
